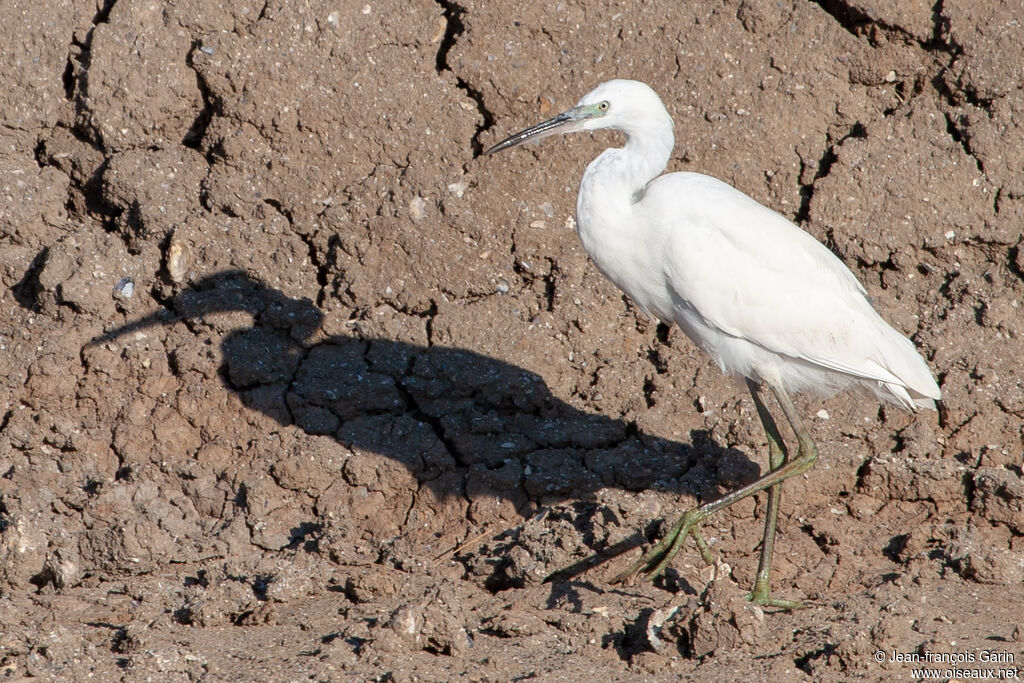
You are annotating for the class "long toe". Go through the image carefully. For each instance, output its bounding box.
[745,587,805,610]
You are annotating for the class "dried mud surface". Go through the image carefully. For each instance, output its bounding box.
[2,0,1024,680]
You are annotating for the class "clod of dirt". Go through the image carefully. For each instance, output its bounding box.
[34,227,153,318]
[367,584,473,657]
[687,570,790,658]
[972,467,1024,533]
[948,523,1024,585]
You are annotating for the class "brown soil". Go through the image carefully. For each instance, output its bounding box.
[2,0,1023,680]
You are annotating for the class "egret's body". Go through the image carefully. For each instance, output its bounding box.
[487,80,940,606]
[583,169,937,410]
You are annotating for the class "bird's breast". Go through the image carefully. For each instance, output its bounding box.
[575,202,676,322]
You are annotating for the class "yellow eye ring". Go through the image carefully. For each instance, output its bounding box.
[598,101,610,111]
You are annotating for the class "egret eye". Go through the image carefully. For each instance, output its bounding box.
[598,101,610,112]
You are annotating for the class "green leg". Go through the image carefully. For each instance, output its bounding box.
[745,379,802,609]
[612,379,819,611]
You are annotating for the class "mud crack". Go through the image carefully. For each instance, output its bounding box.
[261,198,330,308]
[183,41,217,156]
[433,0,495,156]
[794,122,867,225]
[812,0,941,45]
[811,0,875,37]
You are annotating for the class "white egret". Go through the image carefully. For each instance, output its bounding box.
[487,79,941,608]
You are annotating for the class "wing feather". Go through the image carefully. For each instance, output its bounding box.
[643,173,937,399]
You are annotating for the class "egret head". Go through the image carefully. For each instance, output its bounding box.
[486,79,672,155]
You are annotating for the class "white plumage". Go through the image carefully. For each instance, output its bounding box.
[567,80,940,411]
[487,79,941,605]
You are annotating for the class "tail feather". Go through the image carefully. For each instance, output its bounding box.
[874,326,941,411]
[882,380,939,411]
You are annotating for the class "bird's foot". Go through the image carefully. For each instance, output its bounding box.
[612,508,711,584]
[745,580,805,610]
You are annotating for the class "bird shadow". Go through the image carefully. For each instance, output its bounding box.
[89,270,759,579]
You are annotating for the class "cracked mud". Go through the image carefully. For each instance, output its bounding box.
[2,0,1023,680]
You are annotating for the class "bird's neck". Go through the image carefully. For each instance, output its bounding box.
[576,125,673,234]
[579,127,672,208]
[574,125,674,301]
